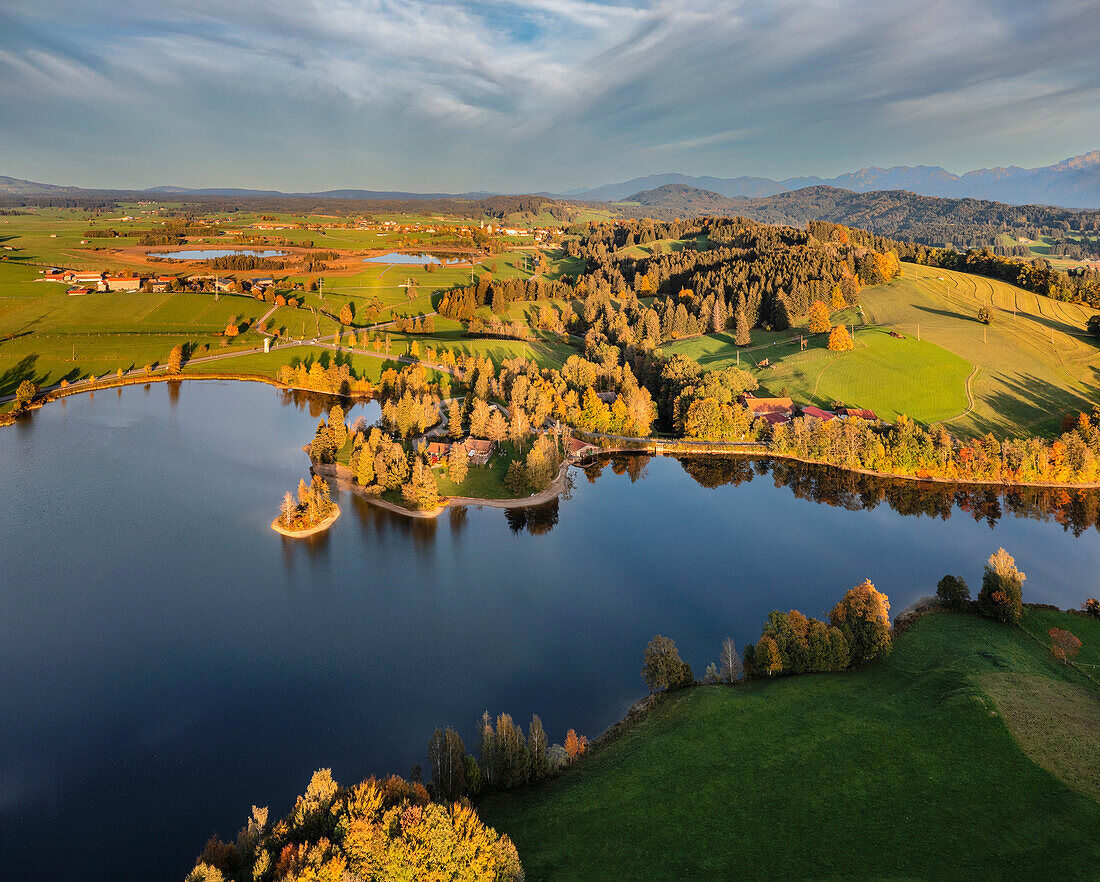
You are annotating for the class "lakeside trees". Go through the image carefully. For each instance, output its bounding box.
[185,770,522,882]
[978,547,1025,624]
[642,635,694,692]
[275,476,335,532]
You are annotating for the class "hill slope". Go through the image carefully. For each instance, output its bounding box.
[481,611,1100,880]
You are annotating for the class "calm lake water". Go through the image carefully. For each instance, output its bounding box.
[149,249,289,260]
[363,252,462,265]
[1,381,1098,881]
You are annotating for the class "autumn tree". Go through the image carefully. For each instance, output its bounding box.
[14,380,38,407]
[830,580,891,664]
[642,634,693,692]
[978,547,1025,624]
[167,343,186,374]
[447,442,469,485]
[486,409,508,443]
[564,728,588,762]
[830,283,846,310]
[469,398,491,437]
[338,302,354,325]
[936,574,970,611]
[977,305,993,324]
[827,324,853,352]
[1048,628,1082,665]
[808,299,831,333]
[328,404,347,449]
[401,457,439,510]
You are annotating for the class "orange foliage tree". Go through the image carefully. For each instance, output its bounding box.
[808,300,831,334]
[828,324,853,351]
[1048,627,1081,664]
[564,729,588,762]
[830,580,891,663]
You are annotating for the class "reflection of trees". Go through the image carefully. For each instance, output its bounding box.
[609,454,652,483]
[675,455,1100,535]
[279,388,349,419]
[504,499,560,535]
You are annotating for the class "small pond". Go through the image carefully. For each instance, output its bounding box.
[363,252,463,265]
[149,249,290,260]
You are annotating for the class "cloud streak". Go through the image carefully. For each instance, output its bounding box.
[1,0,1098,191]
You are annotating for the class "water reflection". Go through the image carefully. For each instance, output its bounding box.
[674,455,1100,537]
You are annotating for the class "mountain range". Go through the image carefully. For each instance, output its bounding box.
[567,150,1100,209]
[4,149,1100,209]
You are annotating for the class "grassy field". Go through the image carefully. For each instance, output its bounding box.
[862,262,1100,436]
[666,262,1100,436]
[0,207,579,408]
[480,611,1100,880]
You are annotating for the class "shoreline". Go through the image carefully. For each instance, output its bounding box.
[271,504,341,537]
[8,373,1100,493]
[312,460,572,518]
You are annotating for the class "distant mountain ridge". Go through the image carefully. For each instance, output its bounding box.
[617,183,1100,248]
[573,150,1100,208]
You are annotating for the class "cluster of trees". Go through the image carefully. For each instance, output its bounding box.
[745,581,892,677]
[184,769,523,882]
[770,408,1100,484]
[390,312,435,334]
[645,354,757,435]
[275,358,371,396]
[206,255,291,270]
[466,316,531,341]
[277,476,335,531]
[425,712,588,810]
[437,276,574,321]
[381,390,440,438]
[347,426,439,510]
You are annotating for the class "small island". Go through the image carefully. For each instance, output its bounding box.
[271,476,340,537]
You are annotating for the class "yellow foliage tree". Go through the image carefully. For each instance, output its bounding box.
[830,284,846,310]
[808,300,831,334]
[828,324,853,352]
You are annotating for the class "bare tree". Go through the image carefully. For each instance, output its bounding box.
[720,637,743,684]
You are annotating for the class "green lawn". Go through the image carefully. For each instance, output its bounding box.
[667,323,971,424]
[862,263,1100,436]
[480,612,1100,880]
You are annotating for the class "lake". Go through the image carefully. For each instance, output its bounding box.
[149,249,290,260]
[1,381,1098,881]
[363,252,463,265]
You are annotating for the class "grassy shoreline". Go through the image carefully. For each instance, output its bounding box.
[480,609,1100,880]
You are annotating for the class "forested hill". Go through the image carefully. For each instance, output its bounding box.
[617,184,1100,249]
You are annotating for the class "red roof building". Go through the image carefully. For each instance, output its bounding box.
[843,408,877,421]
[742,395,794,416]
[801,405,838,422]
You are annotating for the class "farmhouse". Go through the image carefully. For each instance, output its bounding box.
[842,408,877,421]
[465,438,495,466]
[70,271,105,285]
[149,276,176,292]
[424,440,451,464]
[741,394,794,417]
[102,276,141,292]
[66,287,91,296]
[800,405,838,422]
[215,277,235,292]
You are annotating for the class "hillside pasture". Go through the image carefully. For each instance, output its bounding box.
[862,263,1100,436]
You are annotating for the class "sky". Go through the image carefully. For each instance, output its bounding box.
[2,0,1099,193]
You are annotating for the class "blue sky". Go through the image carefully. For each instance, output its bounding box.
[2,0,1099,192]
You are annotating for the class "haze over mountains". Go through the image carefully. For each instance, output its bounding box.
[568,150,1100,209]
[4,150,1100,209]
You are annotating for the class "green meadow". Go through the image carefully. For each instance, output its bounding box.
[481,610,1100,881]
